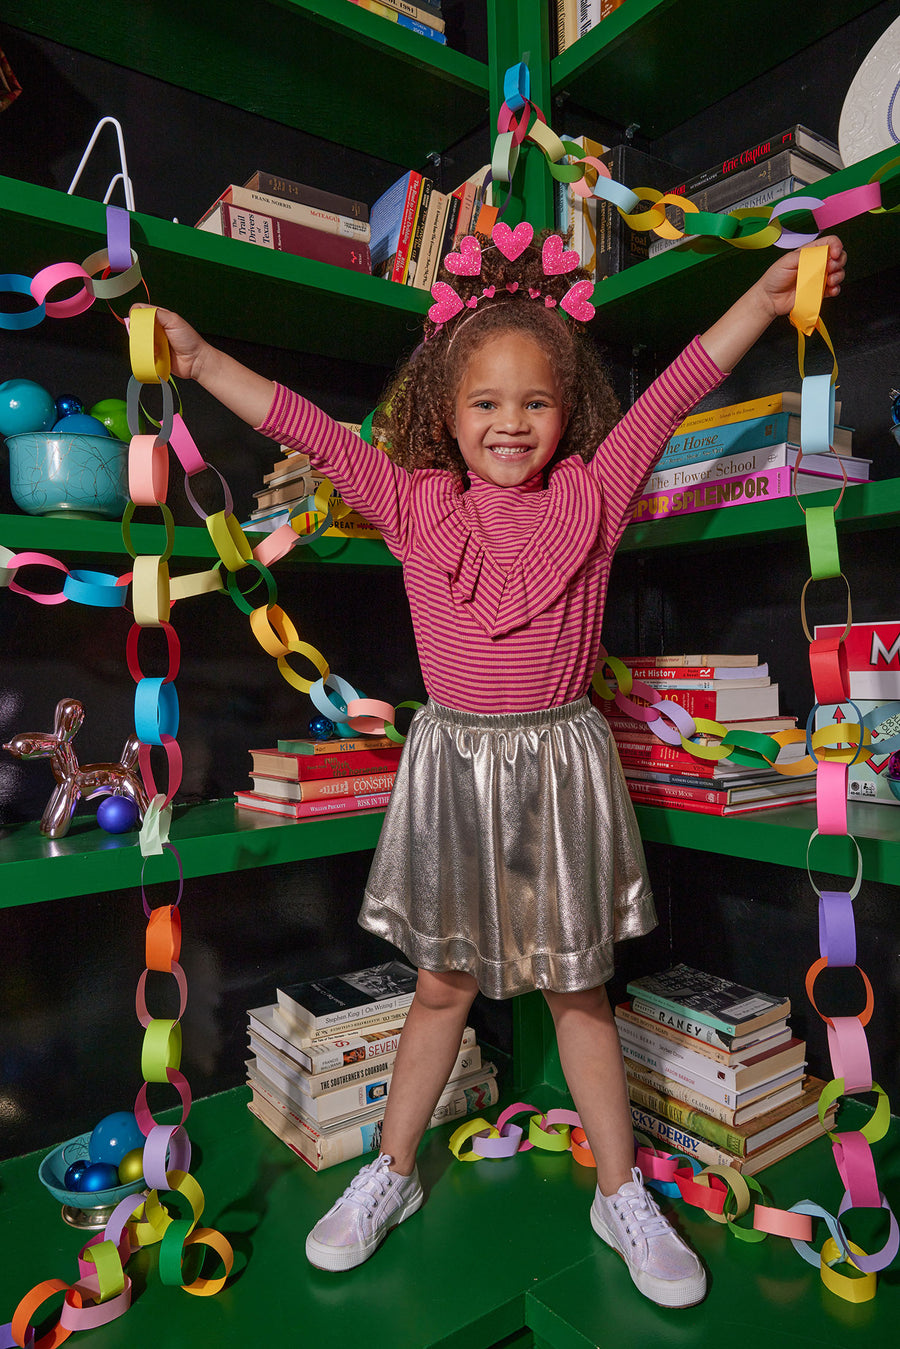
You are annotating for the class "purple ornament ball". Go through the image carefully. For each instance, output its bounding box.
[308,716,335,741]
[55,393,84,420]
[97,795,139,834]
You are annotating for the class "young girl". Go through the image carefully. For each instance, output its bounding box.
[155,227,845,1308]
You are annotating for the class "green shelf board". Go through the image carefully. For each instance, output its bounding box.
[620,476,900,554]
[0,798,385,908]
[0,512,399,567]
[635,799,900,885]
[0,1086,896,1349]
[0,176,430,361]
[8,0,489,164]
[590,145,900,351]
[552,0,883,139]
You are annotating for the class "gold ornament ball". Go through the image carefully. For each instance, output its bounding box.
[117,1147,145,1184]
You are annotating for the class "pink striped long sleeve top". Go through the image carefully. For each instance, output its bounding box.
[257,336,726,713]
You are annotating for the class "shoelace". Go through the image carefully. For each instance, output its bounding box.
[612,1167,670,1244]
[340,1156,397,1216]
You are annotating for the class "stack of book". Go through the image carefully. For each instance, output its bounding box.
[246,960,498,1170]
[598,652,819,816]
[633,390,868,525]
[619,964,836,1175]
[235,735,403,821]
[651,125,843,259]
[347,0,447,44]
[196,171,372,274]
[369,163,490,288]
[241,437,383,542]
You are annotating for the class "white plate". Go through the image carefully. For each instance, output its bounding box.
[838,14,900,167]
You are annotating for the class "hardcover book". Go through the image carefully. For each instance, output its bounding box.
[615,1016,806,1092]
[626,1062,805,1125]
[615,1001,790,1064]
[234,789,392,819]
[243,170,369,221]
[196,184,371,240]
[278,960,419,1033]
[594,144,686,276]
[247,1003,410,1072]
[669,125,842,199]
[657,412,853,468]
[626,964,790,1037]
[249,770,397,802]
[628,1072,827,1156]
[198,202,371,273]
[249,744,403,779]
[631,463,858,527]
[370,169,423,280]
[631,1101,836,1175]
[644,444,868,495]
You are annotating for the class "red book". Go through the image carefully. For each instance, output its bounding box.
[249,745,402,782]
[250,771,397,802]
[198,201,371,273]
[390,171,424,282]
[234,790,392,820]
[618,663,768,682]
[625,778,816,814]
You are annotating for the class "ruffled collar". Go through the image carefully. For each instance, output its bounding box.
[411,458,604,638]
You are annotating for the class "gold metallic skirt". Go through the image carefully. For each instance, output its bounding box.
[359,697,656,999]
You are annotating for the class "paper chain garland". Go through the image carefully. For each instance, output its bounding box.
[449,69,899,1305]
[0,206,429,1347]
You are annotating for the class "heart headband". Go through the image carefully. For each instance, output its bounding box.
[427,221,596,331]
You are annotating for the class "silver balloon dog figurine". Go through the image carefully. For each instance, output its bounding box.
[3,697,150,837]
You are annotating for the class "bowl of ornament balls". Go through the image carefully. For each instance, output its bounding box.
[38,1110,147,1211]
[1,380,132,520]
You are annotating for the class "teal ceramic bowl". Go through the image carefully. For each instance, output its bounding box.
[5,430,129,519]
[38,1131,145,1209]
[888,777,900,802]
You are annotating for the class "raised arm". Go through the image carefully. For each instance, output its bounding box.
[154,307,276,428]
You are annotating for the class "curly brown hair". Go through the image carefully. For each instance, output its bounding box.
[372,229,620,480]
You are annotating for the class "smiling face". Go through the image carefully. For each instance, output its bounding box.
[447,329,568,488]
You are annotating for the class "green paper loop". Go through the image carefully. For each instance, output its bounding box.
[806,505,841,580]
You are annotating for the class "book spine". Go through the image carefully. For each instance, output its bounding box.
[657,413,791,467]
[674,394,795,436]
[625,984,740,1035]
[620,1041,743,1104]
[234,789,392,818]
[296,1046,482,1121]
[625,779,724,808]
[247,171,369,222]
[670,128,836,197]
[199,186,371,240]
[616,1003,743,1064]
[252,749,402,779]
[304,1025,476,1081]
[275,736,395,754]
[392,172,424,282]
[396,10,447,42]
[280,989,415,1035]
[617,1020,753,1088]
[631,465,820,525]
[631,1104,742,1167]
[612,665,758,682]
[613,744,720,776]
[252,771,397,802]
[205,203,371,272]
[628,998,741,1048]
[627,1077,748,1152]
[646,444,797,493]
[364,0,446,31]
[623,1059,738,1120]
[404,177,433,286]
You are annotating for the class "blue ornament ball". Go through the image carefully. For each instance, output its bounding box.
[64,1158,91,1191]
[97,795,139,834]
[78,1161,121,1193]
[0,379,57,436]
[51,412,110,436]
[55,393,84,420]
[308,716,335,741]
[89,1111,145,1166]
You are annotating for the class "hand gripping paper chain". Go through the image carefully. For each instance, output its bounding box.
[445,66,900,1306]
[1,71,898,1331]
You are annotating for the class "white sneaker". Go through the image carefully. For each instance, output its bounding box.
[590,1167,706,1308]
[305,1153,424,1272]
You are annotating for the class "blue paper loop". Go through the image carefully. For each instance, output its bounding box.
[134,677,180,746]
[503,62,530,114]
[0,273,46,330]
[800,373,836,456]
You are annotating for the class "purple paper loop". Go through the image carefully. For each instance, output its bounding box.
[818,890,856,965]
[769,195,825,249]
[472,1124,523,1157]
[106,204,133,273]
[836,1190,900,1273]
[142,1122,192,1189]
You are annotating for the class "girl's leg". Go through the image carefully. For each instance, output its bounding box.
[543,983,706,1308]
[306,967,479,1272]
[380,968,480,1173]
[541,983,634,1194]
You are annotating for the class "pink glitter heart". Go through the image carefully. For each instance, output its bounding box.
[560,279,595,322]
[506,282,519,292]
[542,235,580,274]
[482,285,496,297]
[492,220,534,260]
[428,282,464,325]
[544,296,557,307]
[444,235,482,275]
[465,296,478,308]
[528,287,541,299]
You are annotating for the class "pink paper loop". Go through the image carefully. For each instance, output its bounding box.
[7,551,70,605]
[752,1204,814,1240]
[142,1123,192,1190]
[827,1017,873,1094]
[168,413,208,477]
[59,1273,132,1332]
[135,961,188,1028]
[832,1131,880,1209]
[818,890,856,965]
[30,260,95,317]
[134,1068,192,1135]
[815,758,848,834]
[813,182,883,231]
[252,523,301,567]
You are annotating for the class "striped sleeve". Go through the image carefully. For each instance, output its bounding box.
[590,336,727,553]
[256,383,412,557]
